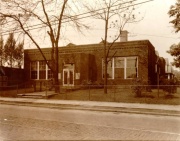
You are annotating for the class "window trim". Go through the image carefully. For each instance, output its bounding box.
[30,61,53,80]
[102,56,138,80]
[125,57,138,79]
[30,61,38,80]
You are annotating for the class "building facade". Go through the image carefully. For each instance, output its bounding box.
[24,39,158,87]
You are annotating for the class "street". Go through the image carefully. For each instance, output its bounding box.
[0,104,180,140]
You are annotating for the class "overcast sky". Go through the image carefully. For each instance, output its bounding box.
[24,0,180,61]
[128,0,179,63]
[62,0,179,65]
[2,0,178,67]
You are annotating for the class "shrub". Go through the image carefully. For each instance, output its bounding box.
[160,77,177,95]
[81,80,104,89]
[131,78,149,97]
[91,80,104,89]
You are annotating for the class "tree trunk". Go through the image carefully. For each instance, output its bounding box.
[104,60,107,94]
[104,16,109,94]
[54,44,60,93]
[54,71,59,93]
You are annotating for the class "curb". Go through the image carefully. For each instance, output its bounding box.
[0,100,180,117]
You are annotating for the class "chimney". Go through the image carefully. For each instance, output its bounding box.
[120,30,128,42]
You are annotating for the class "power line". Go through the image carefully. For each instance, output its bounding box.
[0,0,153,36]
[0,0,139,27]
[130,32,180,39]
[89,27,180,39]
[0,0,139,34]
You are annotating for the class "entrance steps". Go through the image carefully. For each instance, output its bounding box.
[17,91,57,99]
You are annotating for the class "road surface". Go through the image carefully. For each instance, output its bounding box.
[0,104,180,140]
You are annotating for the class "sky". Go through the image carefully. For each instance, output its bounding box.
[62,0,179,65]
[127,0,180,63]
[1,0,180,68]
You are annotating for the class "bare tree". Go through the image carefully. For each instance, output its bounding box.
[0,0,88,92]
[85,0,145,93]
[0,15,5,66]
[0,35,3,66]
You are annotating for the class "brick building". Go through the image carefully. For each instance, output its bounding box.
[0,66,25,86]
[24,39,158,87]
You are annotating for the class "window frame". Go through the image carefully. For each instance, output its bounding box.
[102,56,138,80]
[30,61,38,80]
[39,61,46,79]
[102,58,114,79]
[125,57,138,79]
[30,61,53,80]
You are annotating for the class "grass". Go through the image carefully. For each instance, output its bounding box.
[1,85,180,105]
[0,87,34,97]
[49,87,180,105]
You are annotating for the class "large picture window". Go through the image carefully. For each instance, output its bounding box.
[30,61,53,80]
[102,57,138,79]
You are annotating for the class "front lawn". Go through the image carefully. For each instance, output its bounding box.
[1,85,180,105]
[49,86,180,105]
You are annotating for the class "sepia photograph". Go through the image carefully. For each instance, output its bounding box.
[0,0,180,140]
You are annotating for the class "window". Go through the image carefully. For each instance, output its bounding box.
[30,61,53,80]
[107,60,113,78]
[102,59,113,79]
[114,57,124,79]
[126,57,137,78]
[102,57,138,79]
[39,61,46,79]
[48,61,53,79]
[31,61,37,79]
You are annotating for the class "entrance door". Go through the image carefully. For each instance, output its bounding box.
[63,69,74,86]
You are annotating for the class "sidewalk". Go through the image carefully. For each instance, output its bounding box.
[0,97,180,116]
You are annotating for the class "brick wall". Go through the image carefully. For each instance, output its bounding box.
[24,40,157,86]
[0,67,25,86]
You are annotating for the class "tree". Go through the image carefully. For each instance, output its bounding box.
[167,0,180,68]
[3,32,24,68]
[0,0,87,93]
[168,0,180,33]
[0,35,4,66]
[14,41,24,68]
[4,33,16,68]
[85,0,144,93]
[167,43,180,68]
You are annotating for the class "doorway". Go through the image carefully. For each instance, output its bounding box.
[63,64,74,86]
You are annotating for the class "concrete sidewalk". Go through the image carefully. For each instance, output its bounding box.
[0,97,180,117]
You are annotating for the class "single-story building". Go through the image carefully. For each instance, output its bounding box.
[24,38,159,87]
